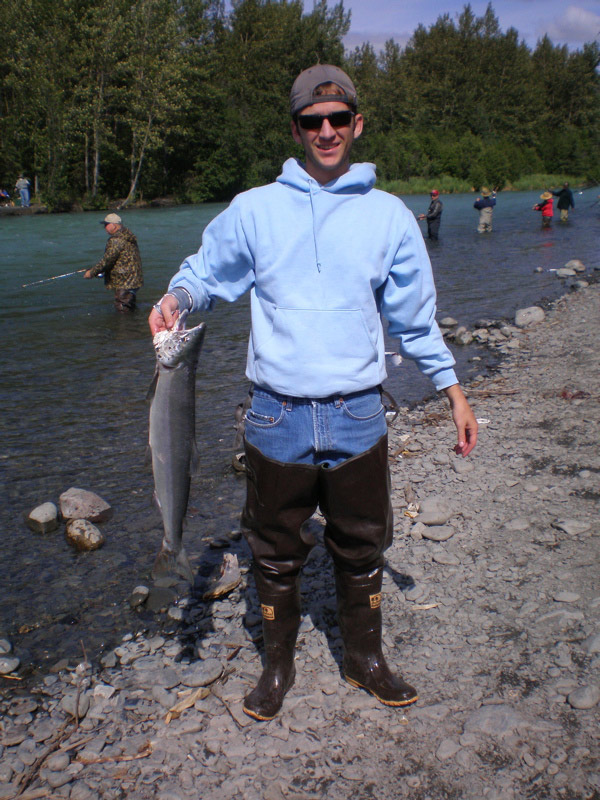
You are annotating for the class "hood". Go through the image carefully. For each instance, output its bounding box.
[276,157,377,195]
[113,226,138,245]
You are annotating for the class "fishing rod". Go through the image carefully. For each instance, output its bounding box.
[22,268,88,288]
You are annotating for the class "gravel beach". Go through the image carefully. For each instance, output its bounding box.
[1,283,598,800]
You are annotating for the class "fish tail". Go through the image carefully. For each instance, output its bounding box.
[152,544,195,583]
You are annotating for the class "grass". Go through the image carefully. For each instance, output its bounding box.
[378,173,591,195]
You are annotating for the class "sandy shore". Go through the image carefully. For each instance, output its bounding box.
[1,283,598,800]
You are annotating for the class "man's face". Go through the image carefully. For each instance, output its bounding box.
[291,100,363,185]
[104,222,119,235]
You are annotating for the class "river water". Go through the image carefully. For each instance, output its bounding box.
[1,187,597,679]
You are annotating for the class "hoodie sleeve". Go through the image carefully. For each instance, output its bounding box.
[380,213,457,391]
[168,196,255,311]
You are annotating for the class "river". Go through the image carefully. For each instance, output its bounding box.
[1,186,597,680]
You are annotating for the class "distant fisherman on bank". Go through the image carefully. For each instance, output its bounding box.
[473,187,496,233]
[84,213,143,311]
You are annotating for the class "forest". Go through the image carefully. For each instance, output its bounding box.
[1,0,599,208]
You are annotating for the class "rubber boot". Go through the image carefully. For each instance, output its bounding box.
[319,434,393,572]
[241,441,320,720]
[243,571,301,721]
[335,566,418,706]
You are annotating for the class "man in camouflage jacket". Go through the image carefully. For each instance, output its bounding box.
[85,213,143,311]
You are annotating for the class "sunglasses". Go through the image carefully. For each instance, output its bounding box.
[296,110,355,131]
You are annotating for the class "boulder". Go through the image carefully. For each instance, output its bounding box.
[25,502,59,533]
[564,259,585,272]
[556,268,576,278]
[59,488,112,523]
[65,519,105,551]
[439,317,457,327]
[454,326,474,345]
[515,306,545,328]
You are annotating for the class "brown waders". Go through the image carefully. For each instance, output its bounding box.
[241,435,417,721]
[114,288,137,312]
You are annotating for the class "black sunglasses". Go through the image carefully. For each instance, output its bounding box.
[296,110,355,131]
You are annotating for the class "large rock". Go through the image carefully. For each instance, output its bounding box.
[564,259,585,272]
[59,488,112,523]
[515,306,545,328]
[65,519,105,551]
[25,502,59,533]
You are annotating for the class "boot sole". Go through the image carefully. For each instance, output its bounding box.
[242,705,278,722]
[344,675,419,707]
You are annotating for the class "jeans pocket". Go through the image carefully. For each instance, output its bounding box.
[340,391,385,421]
[245,392,286,428]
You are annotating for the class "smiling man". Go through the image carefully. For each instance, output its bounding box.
[149,64,477,721]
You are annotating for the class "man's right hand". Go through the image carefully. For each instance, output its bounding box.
[149,294,179,336]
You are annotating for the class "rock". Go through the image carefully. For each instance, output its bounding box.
[417,497,454,526]
[436,739,461,760]
[564,259,585,272]
[581,633,600,655]
[431,550,460,566]
[59,488,112,523]
[0,639,12,654]
[25,502,59,533]
[452,458,474,474]
[421,525,455,542]
[515,306,545,328]
[553,591,580,603]
[65,519,104,551]
[552,519,591,536]
[567,685,600,709]
[179,658,223,687]
[454,327,474,345]
[60,691,90,719]
[0,657,20,675]
[464,704,556,737]
[129,585,150,608]
[439,317,457,327]
[556,268,576,278]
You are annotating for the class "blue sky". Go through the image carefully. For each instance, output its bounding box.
[331,1,600,52]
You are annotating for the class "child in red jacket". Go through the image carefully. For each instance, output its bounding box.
[533,191,554,227]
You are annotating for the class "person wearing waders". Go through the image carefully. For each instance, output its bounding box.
[84,213,144,311]
[473,187,496,233]
[418,189,443,239]
[149,65,478,721]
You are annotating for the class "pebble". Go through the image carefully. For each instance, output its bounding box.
[567,685,600,710]
[421,524,455,542]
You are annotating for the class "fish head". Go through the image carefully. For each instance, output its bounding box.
[153,317,207,368]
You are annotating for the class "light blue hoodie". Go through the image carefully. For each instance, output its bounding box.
[169,158,457,398]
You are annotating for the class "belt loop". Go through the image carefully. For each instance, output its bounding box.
[284,397,292,411]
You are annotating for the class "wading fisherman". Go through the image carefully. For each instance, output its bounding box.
[149,65,477,721]
[84,213,143,311]
[551,182,575,222]
[418,189,443,239]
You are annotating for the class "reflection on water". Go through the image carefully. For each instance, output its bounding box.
[1,189,597,678]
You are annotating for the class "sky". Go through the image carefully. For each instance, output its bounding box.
[330,1,600,52]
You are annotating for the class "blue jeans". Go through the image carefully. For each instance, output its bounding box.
[244,386,387,467]
[19,188,30,208]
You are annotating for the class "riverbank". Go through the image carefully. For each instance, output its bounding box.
[1,283,598,800]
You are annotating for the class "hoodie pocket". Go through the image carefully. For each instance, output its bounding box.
[253,307,379,388]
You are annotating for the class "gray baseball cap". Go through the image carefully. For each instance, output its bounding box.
[290,65,358,116]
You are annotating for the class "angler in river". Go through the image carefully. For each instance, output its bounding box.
[149,64,477,722]
[84,213,143,311]
[148,312,206,582]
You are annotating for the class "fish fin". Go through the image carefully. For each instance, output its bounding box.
[152,544,194,583]
[146,368,159,402]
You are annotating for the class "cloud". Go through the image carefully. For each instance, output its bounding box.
[541,5,600,45]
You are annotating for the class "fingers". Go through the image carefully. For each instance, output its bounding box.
[149,294,180,335]
[149,309,166,336]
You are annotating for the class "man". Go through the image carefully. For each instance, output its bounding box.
[418,189,443,239]
[149,64,477,722]
[15,174,31,208]
[473,187,496,233]
[551,182,574,222]
[84,213,143,311]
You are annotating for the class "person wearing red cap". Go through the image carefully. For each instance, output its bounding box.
[150,64,477,722]
[418,189,443,239]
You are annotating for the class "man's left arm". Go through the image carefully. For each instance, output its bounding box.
[444,383,478,457]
